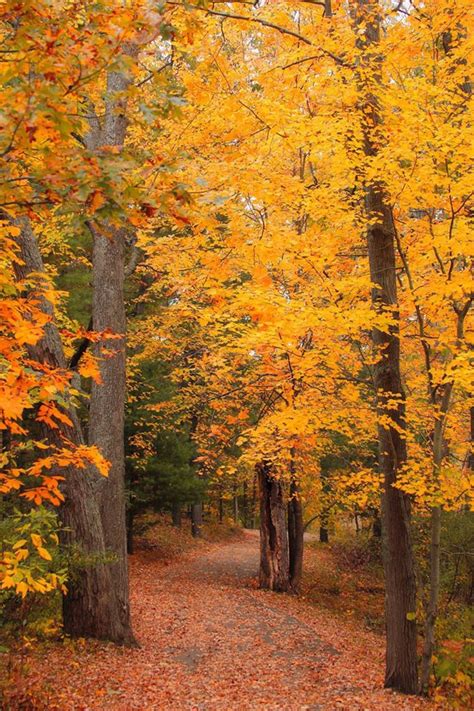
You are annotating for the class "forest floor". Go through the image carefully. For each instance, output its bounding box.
[4,529,439,710]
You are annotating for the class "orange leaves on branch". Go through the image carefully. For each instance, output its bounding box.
[88,190,107,213]
[37,402,73,429]
[78,350,102,383]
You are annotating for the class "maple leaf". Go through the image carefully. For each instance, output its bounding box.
[78,351,102,383]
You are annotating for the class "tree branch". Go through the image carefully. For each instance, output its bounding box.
[167,2,312,45]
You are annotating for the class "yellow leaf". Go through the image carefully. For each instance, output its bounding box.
[16,581,29,597]
[12,538,27,549]
[38,547,52,561]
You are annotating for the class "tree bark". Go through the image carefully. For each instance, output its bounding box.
[372,508,382,538]
[218,494,224,523]
[354,0,418,693]
[257,462,290,592]
[88,220,135,643]
[251,473,257,529]
[242,480,249,528]
[191,502,203,538]
[288,478,304,593]
[371,191,418,696]
[419,433,443,693]
[172,502,182,528]
[86,46,138,647]
[319,524,329,544]
[232,481,239,524]
[12,218,132,643]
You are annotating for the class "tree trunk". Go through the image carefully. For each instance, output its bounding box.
[251,473,257,529]
[86,47,139,647]
[13,218,132,643]
[420,411,450,693]
[354,512,360,534]
[257,462,289,592]
[420,504,441,694]
[191,503,203,538]
[372,204,418,696]
[172,502,182,528]
[353,0,418,693]
[88,221,135,643]
[319,525,329,544]
[372,508,382,538]
[420,382,455,693]
[242,480,249,528]
[232,481,239,524]
[288,478,304,593]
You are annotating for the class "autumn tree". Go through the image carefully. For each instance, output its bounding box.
[1,0,190,642]
[2,1,471,699]
[136,0,471,693]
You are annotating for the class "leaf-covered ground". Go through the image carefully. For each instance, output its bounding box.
[9,531,437,709]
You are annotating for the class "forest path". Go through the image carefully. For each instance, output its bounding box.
[32,530,432,710]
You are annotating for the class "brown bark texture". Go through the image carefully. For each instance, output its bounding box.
[354,0,418,694]
[288,479,304,593]
[257,462,290,592]
[13,218,132,643]
[86,45,139,646]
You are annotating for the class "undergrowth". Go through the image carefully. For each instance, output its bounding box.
[133,512,243,560]
[303,528,473,706]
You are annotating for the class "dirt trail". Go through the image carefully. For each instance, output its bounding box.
[26,531,433,710]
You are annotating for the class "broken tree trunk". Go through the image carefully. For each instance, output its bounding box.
[257,462,290,592]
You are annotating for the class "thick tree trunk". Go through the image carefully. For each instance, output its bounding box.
[354,0,418,694]
[86,48,139,647]
[257,462,289,592]
[88,222,135,644]
[371,204,418,695]
[12,218,131,642]
[288,479,304,593]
